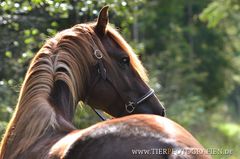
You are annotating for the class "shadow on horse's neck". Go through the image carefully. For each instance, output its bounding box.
[51,80,75,122]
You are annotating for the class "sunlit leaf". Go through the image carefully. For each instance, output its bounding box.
[5,51,12,58]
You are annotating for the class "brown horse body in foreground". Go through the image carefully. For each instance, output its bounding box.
[50,115,210,159]
[0,6,211,159]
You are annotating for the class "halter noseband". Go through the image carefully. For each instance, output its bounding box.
[125,88,154,113]
[84,48,155,120]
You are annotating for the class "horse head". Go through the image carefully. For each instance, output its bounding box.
[79,6,165,117]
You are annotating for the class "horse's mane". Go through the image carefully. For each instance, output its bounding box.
[0,23,148,159]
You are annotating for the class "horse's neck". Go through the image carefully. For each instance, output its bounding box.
[2,58,77,159]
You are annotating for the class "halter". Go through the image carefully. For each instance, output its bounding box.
[83,31,155,121]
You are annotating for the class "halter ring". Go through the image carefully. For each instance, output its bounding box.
[125,101,135,113]
[94,50,103,59]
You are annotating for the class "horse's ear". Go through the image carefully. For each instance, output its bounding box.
[95,6,109,37]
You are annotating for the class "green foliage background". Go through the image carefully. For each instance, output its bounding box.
[0,0,240,158]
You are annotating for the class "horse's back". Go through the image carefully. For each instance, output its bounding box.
[49,115,211,159]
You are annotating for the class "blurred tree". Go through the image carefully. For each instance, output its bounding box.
[200,0,240,118]
[138,0,239,118]
[139,2,240,156]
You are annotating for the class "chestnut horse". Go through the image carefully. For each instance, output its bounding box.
[0,6,211,159]
[50,115,211,159]
[0,6,165,159]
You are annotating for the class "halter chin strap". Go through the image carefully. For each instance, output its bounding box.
[90,107,107,121]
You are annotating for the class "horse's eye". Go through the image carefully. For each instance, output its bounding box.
[121,57,130,65]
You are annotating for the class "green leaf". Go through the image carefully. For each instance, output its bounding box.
[24,37,34,44]
[51,21,58,27]
[5,51,12,58]
[24,30,31,36]
[216,123,240,138]
[32,29,39,35]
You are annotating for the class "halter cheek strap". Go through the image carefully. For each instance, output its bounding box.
[84,50,108,121]
[94,50,107,80]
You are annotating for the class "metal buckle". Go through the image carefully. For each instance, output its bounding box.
[94,50,103,59]
[125,101,135,113]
